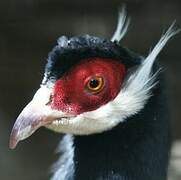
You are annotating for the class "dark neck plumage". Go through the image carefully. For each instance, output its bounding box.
[73,74,171,180]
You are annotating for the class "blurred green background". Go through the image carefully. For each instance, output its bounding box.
[0,0,180,179]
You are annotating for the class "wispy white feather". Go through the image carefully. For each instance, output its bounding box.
[51,135,74,180]
[111,6,130,42]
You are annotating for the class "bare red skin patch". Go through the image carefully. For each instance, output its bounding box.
[51,58,125,115]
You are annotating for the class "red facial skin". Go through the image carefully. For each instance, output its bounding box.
[51,58,125,115]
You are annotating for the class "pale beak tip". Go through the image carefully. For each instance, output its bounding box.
[9,139,18,149]
[9,128,19,149]
[9,137,18,150]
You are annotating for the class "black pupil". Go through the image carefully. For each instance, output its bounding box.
[89,79,99,88]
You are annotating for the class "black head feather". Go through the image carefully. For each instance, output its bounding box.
[43,35,141,84]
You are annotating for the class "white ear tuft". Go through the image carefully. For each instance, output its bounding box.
[112,22,180,120]
[111,5,130,42]
[141,21,180,82]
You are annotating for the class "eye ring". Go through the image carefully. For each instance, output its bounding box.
[85,76,104,94]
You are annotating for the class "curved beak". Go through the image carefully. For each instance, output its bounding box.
[9,86,69,149]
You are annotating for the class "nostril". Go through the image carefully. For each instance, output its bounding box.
[46,94,53,105]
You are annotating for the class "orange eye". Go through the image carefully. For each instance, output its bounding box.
[86,76,104,93]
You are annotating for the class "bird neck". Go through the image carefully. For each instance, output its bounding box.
[73,78,171,180]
